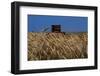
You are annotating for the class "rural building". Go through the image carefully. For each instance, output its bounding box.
[52,25,61,32]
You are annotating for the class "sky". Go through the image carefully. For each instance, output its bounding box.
[28,15,88,32]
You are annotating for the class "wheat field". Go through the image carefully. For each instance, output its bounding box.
[28,32,88,61]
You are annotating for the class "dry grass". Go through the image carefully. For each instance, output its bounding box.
[28,32,88,61]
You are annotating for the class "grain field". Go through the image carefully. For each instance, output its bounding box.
[28,32,88,61]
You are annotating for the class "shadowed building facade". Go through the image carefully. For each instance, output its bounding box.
[52,25,61,32]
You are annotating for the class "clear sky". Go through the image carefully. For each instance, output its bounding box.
[28,15,88,32]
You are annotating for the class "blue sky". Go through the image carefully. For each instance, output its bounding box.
[28,15,88,32]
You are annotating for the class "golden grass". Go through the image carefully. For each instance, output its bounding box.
[28,32,88,61]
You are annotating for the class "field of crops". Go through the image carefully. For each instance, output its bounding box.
[28,32,88,61]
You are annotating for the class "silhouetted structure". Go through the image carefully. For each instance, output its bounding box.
[52,25,61,32]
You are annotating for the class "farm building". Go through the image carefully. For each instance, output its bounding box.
[51,25,65,34]
[52,25,61,32]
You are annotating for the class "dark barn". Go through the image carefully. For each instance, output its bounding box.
[52,25,61,32]
[51,25,65,35]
